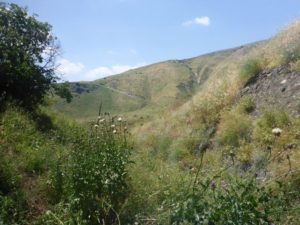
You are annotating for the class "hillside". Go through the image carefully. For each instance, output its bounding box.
[2,6,300,224]
[53,44,258,121]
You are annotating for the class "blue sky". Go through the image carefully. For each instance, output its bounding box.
[10,0,300,81]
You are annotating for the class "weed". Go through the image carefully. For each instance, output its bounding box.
[239,58,263,85]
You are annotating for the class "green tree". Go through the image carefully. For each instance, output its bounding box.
[0,2,71,110]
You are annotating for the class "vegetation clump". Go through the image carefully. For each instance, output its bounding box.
[0,3,71,111]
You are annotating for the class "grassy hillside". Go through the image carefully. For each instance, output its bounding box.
[53,45,257,121]
[3,20,300,224]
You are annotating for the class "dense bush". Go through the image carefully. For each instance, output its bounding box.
[0,3,71,110]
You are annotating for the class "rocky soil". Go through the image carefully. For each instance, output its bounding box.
[240,65,300,116]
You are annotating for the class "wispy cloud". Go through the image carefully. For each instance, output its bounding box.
[183,16,211,27]
[56,59,85,76]
[84,63,146,81]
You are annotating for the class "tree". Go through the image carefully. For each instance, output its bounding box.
[0,2,71,110]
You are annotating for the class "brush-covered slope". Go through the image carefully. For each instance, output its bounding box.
[53,45,257,120]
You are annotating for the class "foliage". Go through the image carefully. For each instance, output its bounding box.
[53,82,73,103]
[44,114,132,225]
[253,110,290,145]
[291,59,300,72]
[217,110,253,148]
[238,96,256,114]
[0,3,71,110]
[170,177,287,225]
[239,58,263,84]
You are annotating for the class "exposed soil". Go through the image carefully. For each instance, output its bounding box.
[240,65,300,116]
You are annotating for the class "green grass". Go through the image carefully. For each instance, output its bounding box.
[3,20,300,225]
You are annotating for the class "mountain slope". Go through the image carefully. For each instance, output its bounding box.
[53,44,258,120]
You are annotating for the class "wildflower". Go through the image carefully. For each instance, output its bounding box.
[272,128,282,136]
[94,124,99,129]
[111,124,116,128]
[118,117,122,122]
[99,118,105,123]
[113,129,117,134]
[124,126,128,131]
[211,180,217,189]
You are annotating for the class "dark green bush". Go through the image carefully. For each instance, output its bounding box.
[0,3,72,110]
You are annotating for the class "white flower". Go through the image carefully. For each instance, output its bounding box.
[118,117,122,122]
[111,124,115,128]
[113,129,117,134]
[94,124,99,129]
[272,128,282,136]
[99,118,105,123]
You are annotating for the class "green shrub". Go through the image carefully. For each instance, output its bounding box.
[253,110,290,145]
[63,115,131,225]
[170,177,287,225]
[0,154,20,195]
[0,191,27,224]
[239,59,263,84]
[218,111,253,148]
[238,96,256,114]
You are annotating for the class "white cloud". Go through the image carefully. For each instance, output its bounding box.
[85,63,146,81]
[183,16,211,27]
[56,59,85,76]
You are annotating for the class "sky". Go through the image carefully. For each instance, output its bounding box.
[9,0,300,81]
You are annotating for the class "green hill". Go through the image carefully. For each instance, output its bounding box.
[3,15,300,224]
[53,44,258,121]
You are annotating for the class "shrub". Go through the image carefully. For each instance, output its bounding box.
[0,153,20,195]
[217,110,253,148]
[239,59,263,84]
[170,177,287,225]
[291,59,300,72]
[253,110,290,145]
[238,96,256,114]
[53,115,132,225]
